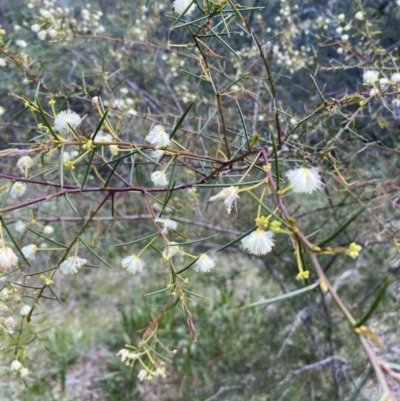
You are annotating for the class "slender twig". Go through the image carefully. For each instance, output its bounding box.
[244,19,283,148]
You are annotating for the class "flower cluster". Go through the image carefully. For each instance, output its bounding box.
[29,1,104,42]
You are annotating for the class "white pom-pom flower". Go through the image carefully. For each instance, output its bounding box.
[11,360,22,371]
[93,130,113,143]
[43,225,54,235]
[145,125,171,149]
[15,220,26,233]
[22,244,37,260]
[155,218,178,234]
[285,167,323,194]
[369,88,379,97]
[151,150,165,162]
[59,256,87,274]
[17,156,34,173]
[391,73,400,83]
[151,171,169,187]
[193,254,215,273]
[173,0,196,16]
[54,109,82,134]
[209,186,239,214]
[10,182,26,198]
[241,229,275,255]
[355,11,365,20]
[162,243,181,260]
[363,70,379,85]
[19,304,32,317]
[121,254,145,274]
[0,247,18,269]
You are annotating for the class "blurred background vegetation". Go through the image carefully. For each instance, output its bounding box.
[0,0,399,400]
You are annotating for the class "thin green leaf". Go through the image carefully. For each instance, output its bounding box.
[47,286,67,308]
[103,151,137,165]
[58,90,75,112]
[354,275,392,328]
[112,233,158,247]
[310,74,326,102]
[135,147,161,166]
[80,149,96,189]
[236,101,249,149]
[35,97,59,140]
[92,109,109,141]
[12,106,29,120]
[147,193,180,213]
[24,266,58,277]
[1,217,32,268]
[241,281,320,309]
[26,226,67,248]
[60,145,64,190]
[104,159,121,187]
[198,179,262,188]
[271,133,280,190]
[170,102,194,139]
[209,27,241,58]
[175,258,198,275]
[144,287,171,297]
[64,194,78,214]
[179,68,204,80]
[1,181,14,209]
[317,207,365,247]
[171,13,208,29]
[182,288,210,300]
[80,238,113,268]
[6,281,42,290]
[348,368,373,401]
[217,226,256,252]
[160,158,177,215]
[176,234,219,246]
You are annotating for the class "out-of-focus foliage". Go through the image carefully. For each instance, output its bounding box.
[0,0,399,400]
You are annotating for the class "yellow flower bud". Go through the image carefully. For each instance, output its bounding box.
[346,242,362,259]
